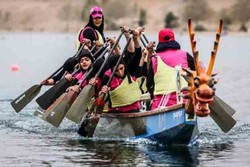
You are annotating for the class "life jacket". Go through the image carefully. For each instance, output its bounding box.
[152,52,188,96]
[75,27,104,51]
[105,70,141,110]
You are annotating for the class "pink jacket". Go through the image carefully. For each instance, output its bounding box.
[73,71,88,88]
[151,49,188,109]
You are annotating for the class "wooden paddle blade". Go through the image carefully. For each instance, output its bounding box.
[209,96,236,133]
[95,97,105,107]
[36,78,71,110]
[66,85,95,123]
[42,91,77,127]
[212,95,236,116]
[11,84,42,112]
[84,115,100,137]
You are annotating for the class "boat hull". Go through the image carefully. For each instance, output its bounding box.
[93,104,198,145]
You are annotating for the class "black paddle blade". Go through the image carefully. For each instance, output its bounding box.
[42,91,77,127]
[36,78,71,110]
[209,96,237,133]
[11,84,42,112]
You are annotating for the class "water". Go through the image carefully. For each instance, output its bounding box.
[0,32,250,166]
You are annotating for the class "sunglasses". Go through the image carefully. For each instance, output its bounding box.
[93,17,102,20]
[91,11,103,15]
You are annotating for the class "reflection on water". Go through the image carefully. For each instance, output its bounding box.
[0,32,250,166]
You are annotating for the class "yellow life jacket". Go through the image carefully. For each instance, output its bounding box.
[75,28,104,51]
[154,56,188,95]
[110,76,142,108]
[95,30,104,45]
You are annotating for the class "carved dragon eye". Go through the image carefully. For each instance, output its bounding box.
[194,77,199,88]
[208,78,215,88]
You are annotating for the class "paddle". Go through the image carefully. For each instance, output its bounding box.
[11,84,44,113]
[65,47,110,123]
[212,95,236,116]
[141,32,149,44]
[35,68,80,110]
[41,42,114,127]
[41,68,94,127]
[140,32,156,70]
[42,90,77,127]
[10,67,63,113]
[66,31,124,124]
[10,42,87,113]
[83,35,133,137]
[210,96,236,133]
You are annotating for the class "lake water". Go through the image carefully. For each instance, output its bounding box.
[0,32,250,166]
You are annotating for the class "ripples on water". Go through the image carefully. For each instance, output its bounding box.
[1,33,250,166]
[1,98,250,166]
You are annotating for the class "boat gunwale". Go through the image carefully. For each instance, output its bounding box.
[101,103,184,118]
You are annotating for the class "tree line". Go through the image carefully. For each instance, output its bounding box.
[83,0,250,32]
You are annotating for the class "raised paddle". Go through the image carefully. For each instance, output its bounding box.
[10,42,87,113]
[141,32,149,44]
[66,31,124,123]
[83,35,133,137]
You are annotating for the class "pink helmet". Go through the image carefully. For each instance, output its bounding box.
[90,6,103,19]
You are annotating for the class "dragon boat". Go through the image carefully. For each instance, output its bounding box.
[80,19,236,145]
[31,19,236,145]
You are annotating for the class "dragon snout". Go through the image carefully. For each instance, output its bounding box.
[194,85,215,117]
[196,84,215,101]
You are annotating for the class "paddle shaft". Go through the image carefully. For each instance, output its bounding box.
[106,35,133,86]
[64,43,116,124]
[45,42,87,81]
[141,32,149,44]
[35,67,81,110]
[36,42,106,110]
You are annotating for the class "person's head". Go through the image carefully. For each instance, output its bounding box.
[78,49,94,71]
[158,28,175,43]
[108,55,125,78]
[156,28,180,52]
[89,6,104,28]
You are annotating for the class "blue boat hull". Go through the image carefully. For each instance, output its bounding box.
[94,104,198,145]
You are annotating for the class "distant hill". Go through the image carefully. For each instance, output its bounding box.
[0,0,240,32]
